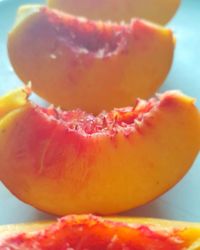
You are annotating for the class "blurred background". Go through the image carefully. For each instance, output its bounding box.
[0,0,199,224]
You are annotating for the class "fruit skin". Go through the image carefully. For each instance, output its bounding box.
[0,215,200,249]
[8,5,174,114]
[0,88,199,216]
[48,0,180,25]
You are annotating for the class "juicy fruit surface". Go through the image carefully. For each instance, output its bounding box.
[48,0,180,25]
[0,88,199,215]
[8,5,174,113]
[1,215,200,250]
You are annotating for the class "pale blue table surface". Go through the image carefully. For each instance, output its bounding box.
[0,0,199,225]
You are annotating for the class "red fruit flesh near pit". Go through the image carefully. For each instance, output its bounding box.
[0,215,184,250]
[41,7,128,57]
[37,96,156,137]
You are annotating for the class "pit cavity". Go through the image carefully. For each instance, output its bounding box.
[42,7,129,57]
[37,97,158,136]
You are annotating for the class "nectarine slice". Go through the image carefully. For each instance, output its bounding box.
[48,0,180,25]
[1,215,200,249]
[8,5,175,113]
[0,88,199,215]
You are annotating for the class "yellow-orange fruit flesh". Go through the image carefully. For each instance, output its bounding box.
[8,5,174,113]
[0,215,200,249]
[0,87,30,118]
[0,88,199,215]
[48,0,180,25]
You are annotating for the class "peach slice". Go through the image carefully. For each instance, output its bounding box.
[0,87,29,118]
[8,5,175,113]
[48,0,180,24]
[0,88,199,215]
[1,215,200,249]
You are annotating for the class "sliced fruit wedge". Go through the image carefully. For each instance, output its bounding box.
[48,0,180,25]
[8,5,175,113]
[0,88,199,215]
[1,215,200,249]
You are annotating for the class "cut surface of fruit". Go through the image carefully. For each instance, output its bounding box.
[0,88,199,215]
[48,0,180,24]
[1,215,200,249]
[8,5,174,113]
[0,87,30,119]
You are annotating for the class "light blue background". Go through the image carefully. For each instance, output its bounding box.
[0,0,199,224]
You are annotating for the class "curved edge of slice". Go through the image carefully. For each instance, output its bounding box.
[47,0,181,25]
[13,4,42,29]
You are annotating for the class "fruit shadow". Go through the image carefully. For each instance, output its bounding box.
[119,198,174,220]
[30,210,57,222]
